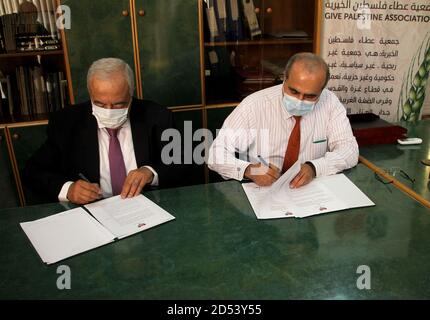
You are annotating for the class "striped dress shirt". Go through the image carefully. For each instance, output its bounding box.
[207,84,359,181]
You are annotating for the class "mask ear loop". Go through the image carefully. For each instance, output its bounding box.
[281,80,288,100]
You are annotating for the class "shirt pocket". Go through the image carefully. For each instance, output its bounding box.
[311,137,328,157]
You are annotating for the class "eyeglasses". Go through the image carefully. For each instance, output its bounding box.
[396,170,416,184]
[374,168,415,189]
[374,172,393,185]
[374,172,394,193]
[385,167,415,184]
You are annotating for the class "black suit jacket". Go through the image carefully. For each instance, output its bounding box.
[23,98,182,202]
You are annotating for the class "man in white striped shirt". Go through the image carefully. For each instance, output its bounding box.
[208,52,359,188]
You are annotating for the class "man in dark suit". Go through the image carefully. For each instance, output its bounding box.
[23,58,179,205]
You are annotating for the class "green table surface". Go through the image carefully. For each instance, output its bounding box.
[359,119,430,201]
[0,164,429,299]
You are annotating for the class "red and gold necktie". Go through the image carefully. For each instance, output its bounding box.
[282,116,301,173]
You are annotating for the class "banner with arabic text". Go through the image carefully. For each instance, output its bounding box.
[321,0,430,122]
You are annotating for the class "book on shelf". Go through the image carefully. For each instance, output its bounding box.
[0,73,5,120]
[0,94,4,120]
[204,0,260,43]
[16,34,60,52]
[0,13,18,52]
[58,71,67,109]
[0,71,14,122]
[16,66,28,116]
[4,65,67,120]
[0,14,5,52]
[241,0,261,39]
[0,0,60,53]
[225,0,245,41]
[204,0,224,42]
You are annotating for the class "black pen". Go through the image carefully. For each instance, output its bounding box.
[79,173,103,198]
[78,173,90,183]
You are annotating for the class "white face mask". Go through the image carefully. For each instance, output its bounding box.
[91,103,129,128]
[282,92,316,116]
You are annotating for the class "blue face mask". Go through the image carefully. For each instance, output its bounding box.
[282,92,316,116]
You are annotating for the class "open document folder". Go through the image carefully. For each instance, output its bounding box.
[242,161,375,219]
[20,195,175,265]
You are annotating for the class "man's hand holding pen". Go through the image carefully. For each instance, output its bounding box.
[244,163,281,186]
[67,180,103,205]
[244,156,316,188]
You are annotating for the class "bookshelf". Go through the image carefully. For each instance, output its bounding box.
[203,0,321,105]
[204,38,314,47]
[0,0,71,125]
[0,125,20,208]
[0,49,63,58]
[0,0,71,208]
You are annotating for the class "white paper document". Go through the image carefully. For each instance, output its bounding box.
[20,207,115,265]
[20,195,175,264]
[85,195,176,239]
[242,165,375,219]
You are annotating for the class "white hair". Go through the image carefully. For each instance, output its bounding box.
[87,58,135,96]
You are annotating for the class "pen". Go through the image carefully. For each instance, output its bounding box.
[257,155,270,167]
[78,173,91,183]
[313,139,327,144]
[78,173,103,200]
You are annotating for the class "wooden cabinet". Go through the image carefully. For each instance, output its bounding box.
[61,0,135,104]
[7,123,48,206]
[135,0,202,107]
[0,127,20,208]
[0,123,49,209]
[206,106,235,183]
[203,0,321,105]
[202,0,321,179]
[63,0,202,107]
[0,0,71,125]
[171,108,206,185]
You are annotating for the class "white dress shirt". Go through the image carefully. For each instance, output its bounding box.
[208,84,359,180]
[58,119,158,201]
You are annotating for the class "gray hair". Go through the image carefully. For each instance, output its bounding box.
[87,58,135,96]
[284,52,330,89]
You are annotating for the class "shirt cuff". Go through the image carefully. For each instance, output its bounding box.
[305,161,317,177]
[234,160,252,181]
[58,181,74,202]
[308,158,326,178]
[143,166,159,186]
